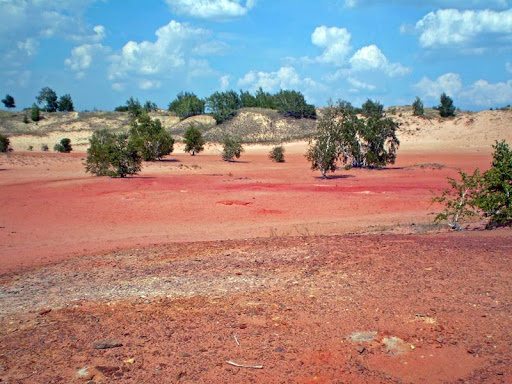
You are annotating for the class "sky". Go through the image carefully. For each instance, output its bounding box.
[1,0,512,112]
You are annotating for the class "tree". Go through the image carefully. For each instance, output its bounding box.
[58,94,74,112]
[254,87,275,109]
[438,93,455,117]
[412,97,424,116]
[168,92,205,120]
[361,99,384,118]
[239,90,257,108]
[36,87,58,112]
[206,90,241,124]
[54,138,72,153]
[273,90,316,119]
[129,113,174,161]
[31,103,41,122]
[125,97,143,117]
[306,100,400,178]
[269,145,285,163]
[2,94,15,109]
[23,114,29,124]
[85,129,142,178]
[0,133,10,152]
[144,100,158,113]
[183,124,205,156]
[222,136,244,161]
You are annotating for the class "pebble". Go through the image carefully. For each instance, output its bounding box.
[92,339,123,349]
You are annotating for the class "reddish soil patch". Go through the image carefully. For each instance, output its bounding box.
[0,148,510,383]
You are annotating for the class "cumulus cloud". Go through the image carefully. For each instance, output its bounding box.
[414,73,463,99]
[506,62,512,74]
[311,26,352,65]
[139,80,162,90]
[410,9,512,49]
[347,77,376,91]
[0,0,105,66]
[349,45,411,77]
[65,44,110,78]
[460,79,512,107]
[108,20,223,89]
[166,0,256,21]
[237,66,327,102]
[343,0,511,10]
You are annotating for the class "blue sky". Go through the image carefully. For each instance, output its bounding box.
[1,0,512,111]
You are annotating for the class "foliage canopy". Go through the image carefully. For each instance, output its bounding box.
[36,87,58,112]
[2,94,15,109]
[129,113,174,161]
[183,124,205,156]
[168,92,205,120]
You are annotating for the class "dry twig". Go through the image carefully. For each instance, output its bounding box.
[225,361,263,369]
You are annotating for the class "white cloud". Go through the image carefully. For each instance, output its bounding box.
[237,66,327,103]
[506,62,512,74]
[412,9,512,49]
[112,82,125,92]
[65,43,110,78]
[17,38,39,57]
[415,73,463,99]
[343,0,511,10]
[109,20,222,88]
[460,79,512,107]
[166,0,256,21]
[349,45,411,77]
[347,77,376,91]
[219,75,230,91]
[139,80,162,90]
[311,26,352,65]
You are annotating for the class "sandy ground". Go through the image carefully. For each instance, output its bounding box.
[0,120,511,383]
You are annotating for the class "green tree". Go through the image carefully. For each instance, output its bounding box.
[306,100,400,178]
[206,90,241,124]
[222,136,244,161]
[144,100,158,113]
[274,90,316,119]
[54,138,72,153]
[30,103,41,122]
[239,90,257,108]
[85,129,142,178]
[183,124,205,156]
[361,99,384,118]
[129,113,174,161]
[36,87,58,112]
[23,114,29,124]
[2,94,15,109]
[412,97,424,116]
[0,133,10,152]
[438,93,456,117]
[269,145,285,163]
[58,94,74,112]
[168,92,205,120]
[254,87,275,109]
[126,97,143,117]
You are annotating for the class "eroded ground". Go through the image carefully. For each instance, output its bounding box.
[0,147,510,383]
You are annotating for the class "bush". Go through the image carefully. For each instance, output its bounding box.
[85,129,142,177]
[183,124,205,156]
[31,103,40,122]
[434,140,512,229]
[0,133,10,152]
[41,144,49,151]
[361,99,384,118]
[57,94,74,112]
[412,97,424,116]
[222,136,244,161]
[168,92,205,120]
[206,91,241,124]
[23,114,29,124]
[54,138,72,153]
[129,113,174,161]
[144,100,158,113]
[269,145,285,162]
[438,93,455,117]
[2,94,15,109]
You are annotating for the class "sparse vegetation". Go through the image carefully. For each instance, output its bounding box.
[2,94,15,109]
[412,97,424,116]
[129,113,174,161]
[269,145,285,162]
[438,93,456,118]
[41,144,49,151]
[222,136,244,161]
[183,124,205,156]
[143,100,158,113]
[307,100,399,178]
[0,133,10,152]
[23,114,29,124]
[54,138,72,153]
[361,99,384,118]
[85,129,142,177]
[434,140,512,229]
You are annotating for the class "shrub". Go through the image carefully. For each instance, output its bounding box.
[2,94,15,109]
[41,144,49,151]
[412,97,424,116]
[143,100,158,113]
[222,136,244,161]
[183,124,205,156]
[54,138,72,153]
[23,114,29,124]
[269,145,285,162]
[0,133,10,152]
[361,99,384,118]
[31,103,40,122]
[27,145,33,151]
[85,129,142,177]
[168,92,205,120]
[129,113,174,161]
[438,93,456,117]
[57,94,74,112]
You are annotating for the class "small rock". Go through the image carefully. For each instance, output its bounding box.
[76,367,94,381]
[381,336,410,356]
[348,331,378,343]
[274,347,286,353]
[39,308,52,316]
[356,345,366,354]
[92,339,123,349]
